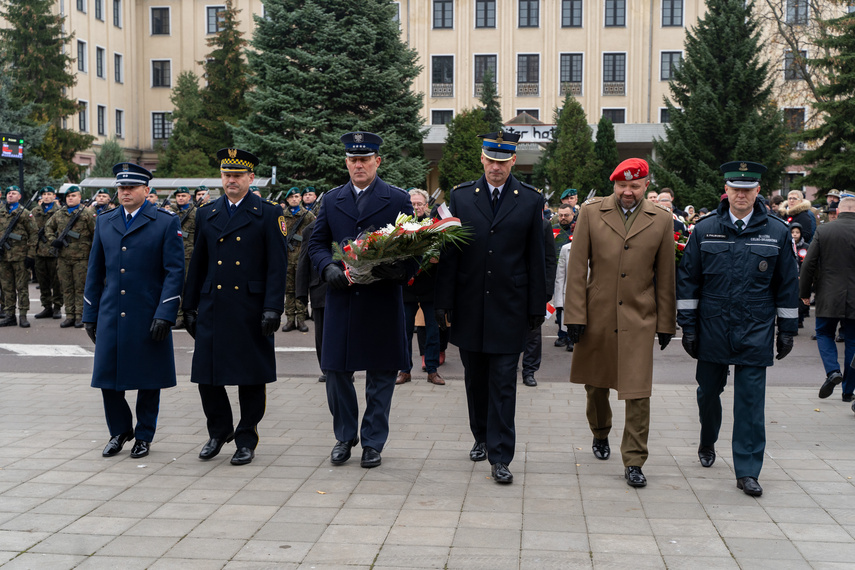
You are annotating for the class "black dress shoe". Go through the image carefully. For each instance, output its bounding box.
[318,374,326,383]
[592,437,610,460]
[523,375,537,387]
[737,476,763,496]
[130,440,150,459]
[554,337,568,347]
[230,447,255,465]
[625,466,647,487]
[565,341,574,352]
[843,393,854,403]
[819,371,843,399]
[34,307,53,319]
[469,441,487,462]
[361,446,381,468]
[698,445,716,468]
[199,432,235,460]
[330,437,358,465]
[491,462,513,484]
[102,430,134,457]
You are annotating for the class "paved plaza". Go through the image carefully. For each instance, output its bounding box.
[0,370,854,569]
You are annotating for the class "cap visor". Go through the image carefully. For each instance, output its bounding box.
[481,149,515,161]
[115,180,147,187]
[345,150,378,157]
[725,180,760,189]
[220,167,251,172]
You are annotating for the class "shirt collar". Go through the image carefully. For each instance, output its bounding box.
[729,209,753,227]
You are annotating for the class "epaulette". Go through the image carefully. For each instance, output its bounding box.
[767,212,790,227]
[264,199,278,206]
[452,180,477,191]
[158,207,176,215]
[199,201,215,208]
[519,181,539,193]
[653,202,671,213]
[583,197,604,206]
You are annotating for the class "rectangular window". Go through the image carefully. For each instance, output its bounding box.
[152,112,173,140]
[660,108,671,123]
[94,0,103,20]
[431,110,453,125]
[152,60,171,87]
[113,0,121,27]
[662,0,683,27]
[560,53,583,96]
[114,53,123,83]
[517,54,540,96]
[151,7,170,35]
[77,0,86,13]
[604,0,626,27]
[431,56,454,97]
[660,51,682,81]
[562,0,582,27]
[77,40,87,72]
[207,6,226,33]
[392,2,400,24]
[95,47,105,78]
[79,101,88,132]
[474,54,497,96]
[476,0,496,28]
[602,109,625,124]
[433,0,453,28]
[115,109,124,138]
[97,105,106,135]
[784,108,805,132]
[519,0,539,27]
[516,109,540,120]
[786,0,809,25]
[603,53,626,95]
[784,50,806,80]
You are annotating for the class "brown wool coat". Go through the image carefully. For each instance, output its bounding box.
[564,194,676,399]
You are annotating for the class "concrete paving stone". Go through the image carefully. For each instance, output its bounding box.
[584,515,652,535]
[579,499,645,517]
[724,537,806,560]
[148,558,227,569]
[812,493,855,510]
[164,536,246,560]
[0,552,87,569]
[86,499,162,519]
[372,544,450,568]
[187,517,265,540]
[318,523,390,545]
[284,490,348,509]
[1,481,73,499]
[29,469,95,485]
[451,527,522,549]
[295,564,370,570]
[226,489,292,508]
[660,555,740,569]
[394,509,460,528]
[124,517,201,537]
[330,507,401,526]
[588,532,661,556]
[446,546,520,570]
[385,524,456,546]
[110,484,184,504]
[96,535,181,558]
[778,522,853,543]
[60,515,139,536]
[704,503,774,522]
[268,506,340,525]
[132,474,198,490]
[826,508,855,525]
[519,550,593,569]
[784,469,849,482]
[171,487,240,505]
[793,540,855,562]
[302,541,382,565]
[27,497,98,515]
[590,552,666,568]
[0,529,52,551]
[401,493,465,511]
[520,530,589,552]
[148,500,222,520]
[655,535,731,557]
[74,555,158,569]
[713,519,787,539]
[55,484,125,501]
[296,476,361,495]
[352,479,414,496]
[253,521,327,542]
[343,492,407,510]
[0,512,77,533]
[522,513,588,533]
[231,538,314,564]
[728,559,813,570]
[242,477,304,494]
[29,531,115,555]
[797,481,855,496]
[462,494,524,514]
[581,485,646,503]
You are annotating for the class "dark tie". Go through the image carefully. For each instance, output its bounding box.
[126,213,132,224]
[625,210,631,221]
[492,188,499,212]
[735,219,745,232]
[355,190,368,216]
[229,203,237,216]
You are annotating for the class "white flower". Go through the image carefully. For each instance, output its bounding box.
[401,222,422,232]
[395,212,411,226]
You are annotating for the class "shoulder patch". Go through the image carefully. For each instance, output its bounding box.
[157,207,176,215]
[583,197,604,206]
[653,203,671,212]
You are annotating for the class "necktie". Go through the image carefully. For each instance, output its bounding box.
[126,213,132,224]
[735,219,744,232]
[492,188,499,212]
[625,210,631,221]
[229,203,237,216]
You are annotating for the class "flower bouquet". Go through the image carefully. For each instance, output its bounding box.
[675,231,690,262]
[332,212,472,285]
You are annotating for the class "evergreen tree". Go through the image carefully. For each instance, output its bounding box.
[234,0,428,189]
[479,69,503,132]
[437,108,490,192]
[800,9,855,192]
[651,0,789,209]
[90,139,126,177]
[593,116,620,194]
[533,95,601,196]
[0,75,56,193]
[0,0,94,182]
[157,71,207,176]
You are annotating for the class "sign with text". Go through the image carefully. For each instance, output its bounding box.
[0,133,23,160]
[502,125,556,143]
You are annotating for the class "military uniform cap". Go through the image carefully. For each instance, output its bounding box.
[113,162,153,187]
[173,186,191,196]
[341,131,382,156]
[478,131,520,161]
[6,185,21,193]
[561,188,578,199]
[148,187,159,195]
[95,187,110,195]
[284,186,300,198]
[249,185,260,193]
[196,185,209,192]
[720,161,766,189]
[64,185,82,195]
[827,189,841,198]
[217,148,259,172]
[304,186,316,193]
[609,158,649,182]
[40,186,56,194]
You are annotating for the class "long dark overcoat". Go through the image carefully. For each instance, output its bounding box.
[307,177,413,372]
[83,202,185,390]
[183,192,288,386]
[799,212,855,319]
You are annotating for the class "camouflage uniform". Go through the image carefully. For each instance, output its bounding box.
[45,205,96,323]
[0,205,38,319]
[88,202,117,217]
[171,202,196,324]
[283,205,315,327]
[32,202,63,314]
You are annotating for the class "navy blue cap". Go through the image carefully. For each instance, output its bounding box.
[720,161,766,189]
[113,162,153,187]
[217,148,259,172]
[479,131,521,161]
[341,131,382,156]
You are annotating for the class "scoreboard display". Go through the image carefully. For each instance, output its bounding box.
[1,133,23,160]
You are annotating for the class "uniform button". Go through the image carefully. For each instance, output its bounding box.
[234,286,239,290]
[120,290,125,295]
[236,237,241,241]
[120,268,125,273]
[621,273,626,278]
[486,290,490,294]
[121,246,127,251]
[219,238,223,242]
[120,312,126,317]
[218,261,222,265]
[619,300,623,305]
[624,244,629,250]
[488,250,493,255]
[235,261,240,265]
[217,285,222,289]
[487,270,492,275]
[490,230,495,234]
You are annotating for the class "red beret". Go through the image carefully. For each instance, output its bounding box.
[609,158,649,182]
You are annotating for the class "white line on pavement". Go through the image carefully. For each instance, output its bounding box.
[0,344,94,357]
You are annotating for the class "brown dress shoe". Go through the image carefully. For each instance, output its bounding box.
[427,372,445,385]
[395,372,411,385]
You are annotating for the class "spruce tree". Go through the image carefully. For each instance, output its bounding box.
[651,0,789,209]
[437,108,490,192]
[479,69,503,132]
[800,9,855,192]
[90,139,126,177]
[157,71,208,176]
[0,0,94,181]
[234,0,428,189]
[593,116,620,194]
[0,75,56,192]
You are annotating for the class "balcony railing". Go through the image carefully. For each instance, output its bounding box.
[560,82,582,96]
[603,81,626,96]
[517,82,539,96]
[431,83,453,97]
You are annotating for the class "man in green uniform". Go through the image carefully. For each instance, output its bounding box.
[45,186,96,328]
[281,187,315,332]
[0,186,38,327]
[88,188,117,217]
[32,186,63,319]
[170,186,196,328]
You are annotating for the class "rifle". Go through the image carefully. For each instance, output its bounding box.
[428,188,442,207]
[179,189,208,227]
[159,193,170,209]
[271,190,283,203]
[0,191,38,259]
[49,197,94,256]
[585,189,597,202]
[308,191,324,215]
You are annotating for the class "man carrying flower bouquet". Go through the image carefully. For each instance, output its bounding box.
[307,131,415,469]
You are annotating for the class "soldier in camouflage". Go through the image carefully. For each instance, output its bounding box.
[170,186,196,328]
[0,186,38,327]
[281,187,315,332]
[31,186,64,319]
[88,188,117,217]
[45,186,96,328]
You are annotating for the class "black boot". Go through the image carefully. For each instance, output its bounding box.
[34,307,54,319]
[0,314,18,327]
[52,305,63,319]
[19,315,30,328]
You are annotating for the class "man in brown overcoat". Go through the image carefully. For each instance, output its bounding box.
[564,158,676,488]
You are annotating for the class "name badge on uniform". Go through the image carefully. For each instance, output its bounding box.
[704,233,727,240]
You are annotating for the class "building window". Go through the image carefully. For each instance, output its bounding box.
[432,110,453,125]
[152,60,171,87]
[560,53,583,96]
[431,56,454,97]
[660,51,682,81]
[786,0,808,24]
[97,105,106,135]
[95,47,105,78]
[433,0,453,28]
[602,109,625,123]
[94,0,103,20]
[115,109,124,138]
[516,109,540,120]
[562,0,582,27]
[79,101,88,132]
[517,54,540,96]
[151,7,170,35]
[662,0,683,27]
[113,0,121,27]
[392,2,400,25]
[77,0,86,13]
[784,108,805,132]
[152,113,173,140]
[476,0,496,28]
[77,40,87,72]
[784,50,806,80]
[114,53,123,83]
[605,0,625,27]
[603,53,626,95]
[660,108,671,123]
[474,54,497,96]
[207,6,226,33]
[519,0,539,27]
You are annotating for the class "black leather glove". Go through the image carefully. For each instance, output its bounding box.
[528,315,545,330]
[435,309,450,331]
[184,310,197,339]
[51,239,63,249]
[371,261,408,282]
[84,322,96,344]
[567,324,586,344]
[776,332,794,360]
[681,329,698,359]
[323,264,350,290]
[658,332,673,351]
[261,310,280,336]
[150,318,171,342]
[24,257,35,270]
